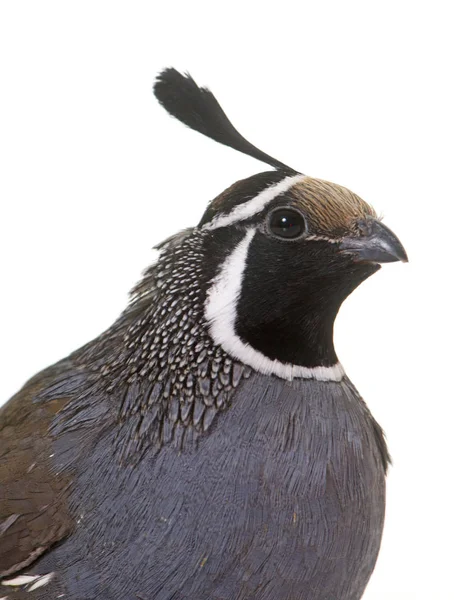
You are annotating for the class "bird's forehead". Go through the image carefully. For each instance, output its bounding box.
[199,171,376,234]
[288,177,376,234]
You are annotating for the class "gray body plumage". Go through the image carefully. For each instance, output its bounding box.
[23,368,386,600]
[1,69,407,600]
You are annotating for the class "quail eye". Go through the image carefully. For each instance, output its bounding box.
[269,209,306,239]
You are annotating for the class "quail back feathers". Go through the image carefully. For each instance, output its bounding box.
[0,68,407,600]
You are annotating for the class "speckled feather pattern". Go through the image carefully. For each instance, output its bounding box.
[0,220,389,599]
[51,228,252,462]
[1,68,400,599]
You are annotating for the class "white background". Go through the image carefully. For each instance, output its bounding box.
[0,2,452,598]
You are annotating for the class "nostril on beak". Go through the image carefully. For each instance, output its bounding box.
[356,217,375,237]
[341,218,408,264]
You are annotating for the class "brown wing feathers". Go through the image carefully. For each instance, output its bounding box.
[0,370,74,578]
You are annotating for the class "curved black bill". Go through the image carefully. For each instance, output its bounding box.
[340,219,408,264]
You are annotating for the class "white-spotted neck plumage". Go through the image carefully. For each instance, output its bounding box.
[0,67,406,600]
[67,163,404,461]
[65,69,407,457]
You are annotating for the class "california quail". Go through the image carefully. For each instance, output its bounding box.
[0,68,407,600]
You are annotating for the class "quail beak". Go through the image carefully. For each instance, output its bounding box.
[340,218,408,264]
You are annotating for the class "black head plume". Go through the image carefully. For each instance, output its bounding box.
[154,68,297,174]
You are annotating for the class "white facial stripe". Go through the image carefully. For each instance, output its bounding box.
[204,228,345,382]
[203,173,307,231]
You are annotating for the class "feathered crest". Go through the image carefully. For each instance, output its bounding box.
[154,68,297,174]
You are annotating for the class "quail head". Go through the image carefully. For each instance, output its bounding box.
[0,68,407,600]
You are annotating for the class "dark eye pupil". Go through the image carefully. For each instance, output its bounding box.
[269,210,305,239]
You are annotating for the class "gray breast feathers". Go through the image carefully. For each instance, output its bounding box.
[34,372,387,600]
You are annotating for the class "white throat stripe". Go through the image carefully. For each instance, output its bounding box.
[203,173,307,230]
[204,228,345,382]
